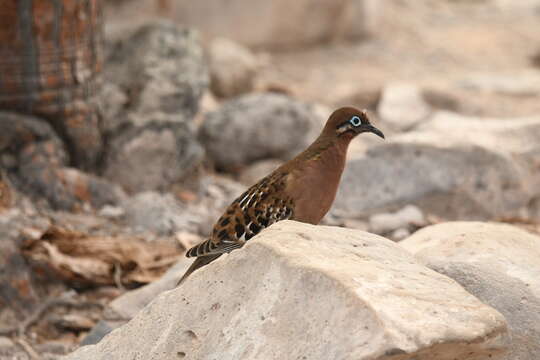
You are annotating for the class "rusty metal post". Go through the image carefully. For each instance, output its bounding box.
[0,0,104,170]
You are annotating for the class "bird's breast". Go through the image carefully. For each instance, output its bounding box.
[289,148,346,224]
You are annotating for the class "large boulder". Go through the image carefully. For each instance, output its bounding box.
[199,93,320,170]
[66,221,507,360]
[401,222,540,360]
[103,22,208,192]
[333,111,540,220]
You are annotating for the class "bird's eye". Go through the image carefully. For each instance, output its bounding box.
[349,116,361,127]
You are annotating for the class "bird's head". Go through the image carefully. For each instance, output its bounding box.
[323,107,385,140]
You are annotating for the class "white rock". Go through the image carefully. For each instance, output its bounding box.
[391,227,411,241]
[66,221,508,360]
[368,204,426,234]
[401,221,540,360]
[209,38,258,98]
[377,83,431,131]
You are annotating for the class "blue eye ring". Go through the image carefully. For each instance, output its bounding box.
[349,116,362,127]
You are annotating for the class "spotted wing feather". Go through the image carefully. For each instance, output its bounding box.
[186,173,293,258]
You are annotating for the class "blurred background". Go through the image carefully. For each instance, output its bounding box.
[1,0,540,357]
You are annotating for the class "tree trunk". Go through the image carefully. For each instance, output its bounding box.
[0,0,104,170]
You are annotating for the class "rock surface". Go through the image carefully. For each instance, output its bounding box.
[122,176,244,237]
[0,112,124,210]
[199,93,319,169]
[104,120,204,193]
[80,259,193,346]
[67,221,507,360]
[401,221,540,360]
[105,22,208,122]
[209,38,258,98]
[122,191,190,236]
[334,111,540,220]
[103,22,208,192]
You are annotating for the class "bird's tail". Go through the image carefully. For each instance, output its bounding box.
[176,254,222,287]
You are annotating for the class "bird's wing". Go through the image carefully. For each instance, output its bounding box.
[186,172,294,258]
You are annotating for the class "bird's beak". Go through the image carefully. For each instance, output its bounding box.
[363,124,385,139]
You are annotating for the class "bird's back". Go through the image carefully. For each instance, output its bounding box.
[186,168,295,258]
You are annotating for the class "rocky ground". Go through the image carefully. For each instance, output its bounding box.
[2,0,540,359]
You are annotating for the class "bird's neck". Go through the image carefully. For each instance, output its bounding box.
[293,134,352,187]
[286,134,352,224]
[298,133,353,165]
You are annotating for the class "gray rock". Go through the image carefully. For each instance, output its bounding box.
[54,168,126,210]
[104,120,204,193]
[377,83,431,131]
[103,22,208,192]
[333,111,540,220]
[401,221,540,360]
[122,191,188,236]
[0,112,124,210]
[188,176,245,236]
[105,21,208,122]
[122,176,244,237]
[209,38,258,98]
[199,93,319,169]
[65,221,507,360]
